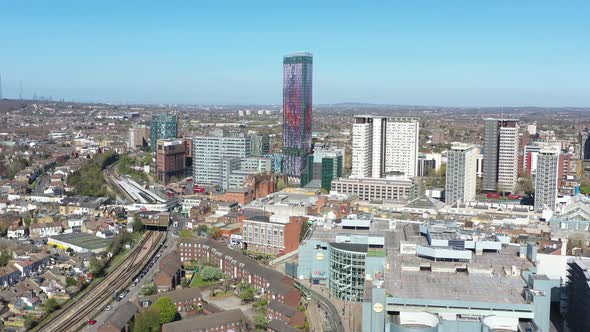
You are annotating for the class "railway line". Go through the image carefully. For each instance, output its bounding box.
[36,231,164,332]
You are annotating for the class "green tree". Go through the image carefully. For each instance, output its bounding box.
[180,278,189,288]
[0,250,11,267]
[89,256,105,276]
[132,307,160,332]
[141,284,156,296]
[196,224,209,235]
[24,315,38,329]
[207,226,221,240]
[109,230,131,256]
[132,215,145,233]
[276,177,286,191]
[200,266,223,281]
[66,277,78,287]
[24,216,32,227]
[153,297,178,324]
[179,229,194,238]
[43,298,61,314]
[254,313,269,330]
[142,152,153,166]
[240,286,256,303]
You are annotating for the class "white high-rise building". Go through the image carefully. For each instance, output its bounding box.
[445,143,477,205]
[351,115,419,180]
[385,118,419,179]
[534,147,560,212]
[483,119,519,193]
[527,123,537,136]
[497,123,520,193]
[352,116,376,178]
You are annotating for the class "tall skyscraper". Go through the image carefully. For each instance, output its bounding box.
[192,129,251,186]
[282,52,313,186]
[150,114,178,151]
[483,118,519,193]
[385,118,419,178]
[445,143,477,205]
[534,147,560,212]
[351,116,419,179]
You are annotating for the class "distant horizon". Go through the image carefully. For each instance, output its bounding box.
[2,97,589,110]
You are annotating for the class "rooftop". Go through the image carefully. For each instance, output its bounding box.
[48,233,111,250]
[384,222,533,305]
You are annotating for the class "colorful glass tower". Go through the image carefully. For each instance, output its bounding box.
[282,52,313,185]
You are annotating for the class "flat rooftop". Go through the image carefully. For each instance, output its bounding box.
[309,218,395,244]
[384,222,533,305]
[48,233,112,250]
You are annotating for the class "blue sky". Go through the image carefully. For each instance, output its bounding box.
[1,1,589,106]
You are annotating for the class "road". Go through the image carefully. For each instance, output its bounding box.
[301,283,345,332]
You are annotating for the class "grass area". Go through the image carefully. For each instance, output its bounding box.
[190,274,219,288]
[210,290,232,298]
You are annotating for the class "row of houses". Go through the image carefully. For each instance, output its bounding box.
[0,253,51,287]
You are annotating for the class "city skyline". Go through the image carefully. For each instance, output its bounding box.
[1,1,589,107]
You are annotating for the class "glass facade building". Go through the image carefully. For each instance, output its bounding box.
[282,52,313,186]
[329,243,368,302]
[150,114,178,151]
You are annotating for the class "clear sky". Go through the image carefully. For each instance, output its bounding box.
[1,1,589,107]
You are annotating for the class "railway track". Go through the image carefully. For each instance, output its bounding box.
[36,231,164,332]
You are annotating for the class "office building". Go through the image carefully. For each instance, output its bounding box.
[330,177,416,202]
[282,52,313,186]
[483,119,519,193]
[351,116,419,179]
[445,143,477,205]
[150,114,178,151]
[242,215,305,255]
[128,126,150,150]
[192,130,250,186]
[250,133,271,156]
[534,147,560,212]
[417,153,436,177]
[311,145,344,191]
[221,157,272,190]
[156,139,186,185]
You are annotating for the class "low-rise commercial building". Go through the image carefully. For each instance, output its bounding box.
[47,233,111,253]
[330,177,416,202]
